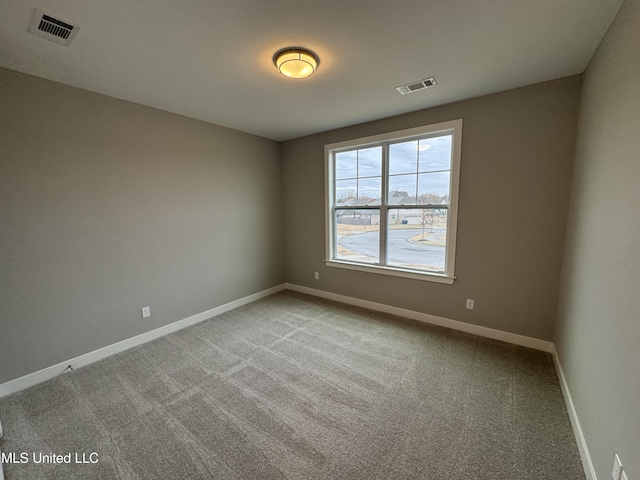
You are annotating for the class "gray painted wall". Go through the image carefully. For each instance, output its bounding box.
[282,76,581,341]
[554,0,640,478]
[0,68,284,384]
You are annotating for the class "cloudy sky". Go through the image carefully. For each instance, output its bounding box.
[335,134,452,202]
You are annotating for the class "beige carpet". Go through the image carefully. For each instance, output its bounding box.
[0,291,584,479]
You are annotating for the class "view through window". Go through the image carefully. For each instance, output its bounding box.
[325,120,462,283]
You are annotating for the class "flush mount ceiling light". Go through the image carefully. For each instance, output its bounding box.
[273,47,319,79]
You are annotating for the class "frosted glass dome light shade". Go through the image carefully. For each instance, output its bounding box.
[273,48,319,79]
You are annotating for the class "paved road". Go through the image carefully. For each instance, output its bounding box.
[339,228,445,269]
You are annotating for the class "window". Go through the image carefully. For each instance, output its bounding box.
[325,119,462,284]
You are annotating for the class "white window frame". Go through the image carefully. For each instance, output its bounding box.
[324,119,462,284]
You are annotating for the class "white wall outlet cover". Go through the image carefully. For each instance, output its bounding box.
[613,454,623,480]
[314,272,319,280]
[466,299,474,310]
[141,306,151,318]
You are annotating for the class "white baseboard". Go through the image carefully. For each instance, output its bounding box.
[0,284,286,398]
[285,283,554,352]
[552,346,597,480]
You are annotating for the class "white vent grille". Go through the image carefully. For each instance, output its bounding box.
[28,9,79,46]
[396,77,437,95]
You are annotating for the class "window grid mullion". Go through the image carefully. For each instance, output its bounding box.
[415,145,419,204]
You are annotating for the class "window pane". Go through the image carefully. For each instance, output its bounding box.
[357,176,381,205]
[417,171,450,204]
[335,151,357,180]
[335,209,380,264]
[389,141,418,175]
[336,178,357,205]
[358,146,382,177]
[388,174,417,204]
[387,208,447,272]
[418,135,452,172]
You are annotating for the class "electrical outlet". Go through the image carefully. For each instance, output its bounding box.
[613,454,623,480]
[466,299,474,310]
[621,470,628,480]
[141,306,151,318]
[314,272,319,280]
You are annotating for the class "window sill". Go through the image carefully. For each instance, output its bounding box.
[325,260,455,284]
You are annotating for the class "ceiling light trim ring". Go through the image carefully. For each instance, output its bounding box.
[273,47,320,79]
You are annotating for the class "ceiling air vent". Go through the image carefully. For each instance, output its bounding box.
[28,9,79,46]
[396,77,437,95]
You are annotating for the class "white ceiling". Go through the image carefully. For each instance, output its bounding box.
[0,0,623,141]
